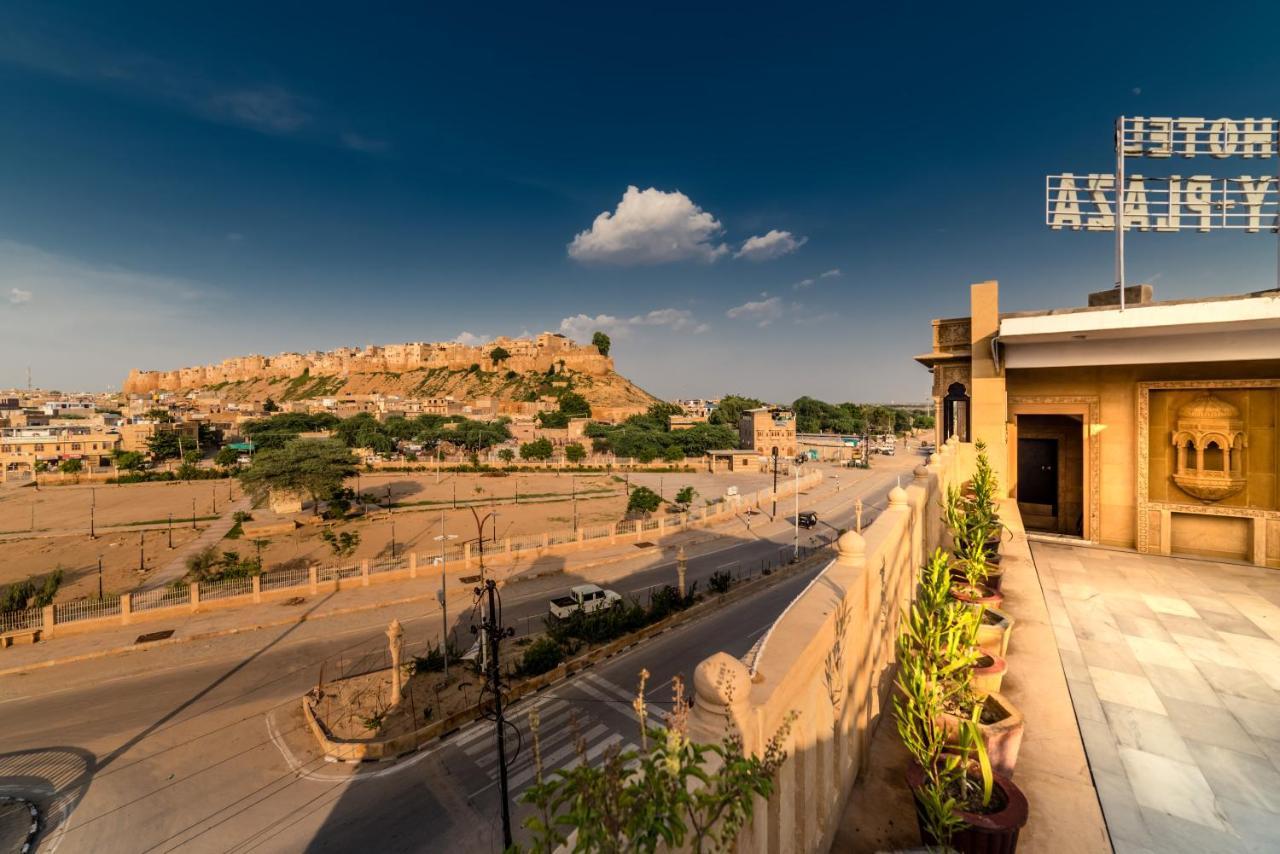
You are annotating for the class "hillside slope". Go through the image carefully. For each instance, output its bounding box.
[199,366,660,413]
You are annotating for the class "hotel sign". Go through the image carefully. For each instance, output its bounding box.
[1047,117,1280,233]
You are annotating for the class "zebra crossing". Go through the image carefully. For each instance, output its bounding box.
[450,671,667,801]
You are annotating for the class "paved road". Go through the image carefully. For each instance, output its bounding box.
[0,453,920,853]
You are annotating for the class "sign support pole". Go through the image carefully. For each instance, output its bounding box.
[1115,116,1126,310]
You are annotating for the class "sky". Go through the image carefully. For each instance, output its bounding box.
[2,1,1280,403]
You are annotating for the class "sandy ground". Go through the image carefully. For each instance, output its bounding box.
[0,478,235,534]
[252,468,790,573]
[0,465,805,602]
[0,526,204,600]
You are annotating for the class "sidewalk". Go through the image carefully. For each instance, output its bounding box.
[146,495,254,588]
[0,458,912,676]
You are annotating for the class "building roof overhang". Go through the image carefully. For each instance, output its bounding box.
[998,290,1280,369]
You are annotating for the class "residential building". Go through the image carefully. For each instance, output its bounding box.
[738,406,797,458]
[1,425,121,477]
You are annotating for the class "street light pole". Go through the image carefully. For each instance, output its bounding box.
[433,511,458,678]
[98,556,103,599]
[793,464,799,560]
[168,513,173,548]
[391,520,396,559]
[479,578,514,848]
[771,446,779,518]
[191,498,196,530]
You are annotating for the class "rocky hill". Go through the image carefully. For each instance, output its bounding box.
[123,333,660,417]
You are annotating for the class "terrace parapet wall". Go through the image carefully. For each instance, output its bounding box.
[686,437,974,853]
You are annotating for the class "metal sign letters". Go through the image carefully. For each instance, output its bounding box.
[1046,116,1280,308]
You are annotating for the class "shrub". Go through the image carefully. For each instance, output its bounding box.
[708,570,732,595]
[518,637,565,676]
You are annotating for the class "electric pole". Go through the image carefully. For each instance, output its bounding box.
[168,513,174,549]
[771,447,779,518]
[476,578,515,848]
[433,512,458,678]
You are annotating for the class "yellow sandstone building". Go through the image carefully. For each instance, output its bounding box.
[918,281,1280,567]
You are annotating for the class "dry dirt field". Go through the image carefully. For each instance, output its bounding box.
[0,526,203,601]
[0,479,234,535]
[0,466,793,602]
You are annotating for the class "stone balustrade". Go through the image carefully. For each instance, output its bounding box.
[687,436,975,853]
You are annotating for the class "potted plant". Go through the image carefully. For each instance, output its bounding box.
[976,606,1015,659]
[896,598,1029,852]
[951,542,1004,609]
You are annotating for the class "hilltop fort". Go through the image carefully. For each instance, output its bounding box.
[124,333,612,394]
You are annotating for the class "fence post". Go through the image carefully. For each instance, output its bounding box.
[42,604,55,637]
[464,542,472,569]
[542,532,550,551]
[658,517,665,538]
[309,564,319,594]
[505,537,512,555]
[577,528,585,547]
[252,575,262,603]
[189,582,201,612]
[610,523,617,544]
[409,552,418,578]
[360,558,370,587]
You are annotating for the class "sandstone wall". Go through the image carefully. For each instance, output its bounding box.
[123,333,614,394]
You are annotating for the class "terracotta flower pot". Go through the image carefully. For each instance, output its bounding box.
[952,583,1003,610]
[975,606,1014,658]
[970,652,1007,695]
[906,763,1029,854]
[938,691,1026,779]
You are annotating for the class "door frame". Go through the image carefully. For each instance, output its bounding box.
[1007,397,1100,543]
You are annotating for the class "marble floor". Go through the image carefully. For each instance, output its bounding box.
[1032,541,1280,854]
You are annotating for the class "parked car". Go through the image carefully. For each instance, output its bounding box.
[549,583,622,619]
[798,511,818,529]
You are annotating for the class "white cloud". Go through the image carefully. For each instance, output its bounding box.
[726,295,785,327]
[340,132,390,153]
[558,308,706,341]
[734,229,807,262]
[793,268,840,291]
[453,331,490,347]
[568,186,729,265]
[8,287,32,304]
[204,86,311,134]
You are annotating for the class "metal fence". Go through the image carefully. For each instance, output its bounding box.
[54,598,121,624]
[200,576,254,601]
[132,586,192,613]
[262,567,309,591]
[1,607,42,632]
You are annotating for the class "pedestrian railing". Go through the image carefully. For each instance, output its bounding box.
[1,607,42,633]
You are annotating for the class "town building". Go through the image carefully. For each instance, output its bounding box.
[738,406,797,458]
[1,425,121,478]
[917,281,1280,567]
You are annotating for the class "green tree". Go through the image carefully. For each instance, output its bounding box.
[262,398,280,412]
[58,458,83,475]
[627,486,662,516]
[591,330,611,356]
[489,346,511,364]
[520,438,554,461]
[709,395,763,428]
[146,430,183,461]
[674,485,697,508]
[557,391,592,419]
[662,445,684,463]
[564,443,586,463]
[498,448,516,465]
[215,446,241,468]
[237,439,358,515]
[111,450,146,472]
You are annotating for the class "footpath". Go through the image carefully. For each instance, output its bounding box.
[0,457,917,677]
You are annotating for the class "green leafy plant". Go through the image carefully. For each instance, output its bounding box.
[708,570,732,595]
[321,529,361,557]
[520,669,795,853]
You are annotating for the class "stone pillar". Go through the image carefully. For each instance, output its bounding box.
[968,280,1008,487]
[610,524,617,544]
[676,545,687,599]
[42,604,56,637]
[189,581,201,612]
[854,498,864,534]
[464,542,472,569]
[577,528,585,547]
[387,618,404,707]
[309,564,318,594]
[408,552,418,578]
[688,652,754,750]
[542,532,550,550]
[360,558,370,587]
[658,517,665,538]
[252,575,262,603]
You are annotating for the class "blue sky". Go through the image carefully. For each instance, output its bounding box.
[2,1,1279,402]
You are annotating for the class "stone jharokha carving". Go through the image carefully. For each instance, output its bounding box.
[1170,393,1248,502]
